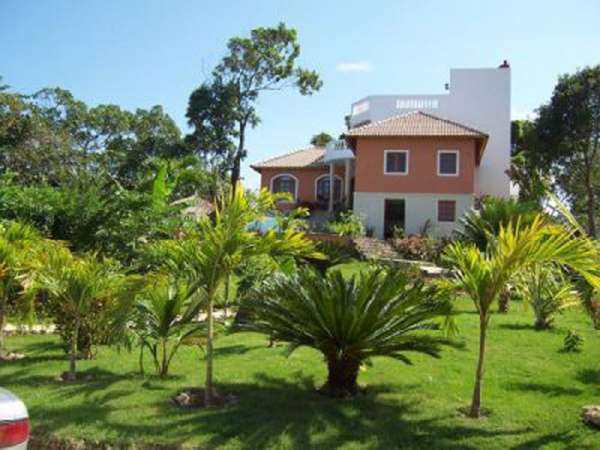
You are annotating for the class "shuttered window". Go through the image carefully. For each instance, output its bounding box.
[438,200,456,222]
[384,151,408,174]
[438,151,459,176]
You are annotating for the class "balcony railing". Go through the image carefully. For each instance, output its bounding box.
[324,139,354,163]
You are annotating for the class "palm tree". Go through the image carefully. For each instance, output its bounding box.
[38,250,137,380]
[444,215,600,418]
[518,265,579,329]
[159,185,321,405]
[131,274,205,377]
[0,222,44,358]
[456,197,539,313]
[249,266,455,397]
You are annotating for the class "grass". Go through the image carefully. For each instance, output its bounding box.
[2,269,599,449]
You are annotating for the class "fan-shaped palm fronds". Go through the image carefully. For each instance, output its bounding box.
[249,266,455,397]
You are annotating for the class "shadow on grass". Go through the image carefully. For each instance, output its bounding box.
[213,343,265,357]
[28,372,529,450]
[497,323,536,331]
[508,382,583,397]
[575,369,600,394]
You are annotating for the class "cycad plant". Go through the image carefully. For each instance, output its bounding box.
[518,265,579,329]
[38,250,137,381]
[132,274,205,377]
[249,267,455,397]
[444,215,600,418]
[0,221,44,358]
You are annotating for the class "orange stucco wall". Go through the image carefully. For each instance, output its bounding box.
[259,166,345,203]
[353,137,477,194]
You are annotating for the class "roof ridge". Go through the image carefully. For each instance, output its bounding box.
[416,111,488,136]
[348,110,420,132]
[251,146,323,167]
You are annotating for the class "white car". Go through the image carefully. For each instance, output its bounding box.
[0,388,29,449]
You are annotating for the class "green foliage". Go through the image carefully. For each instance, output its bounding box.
[444,212,600,417]
[188,22,322,188]
[304,240,359,274]
[527,65,600,236]
[562,330,584,353]
[518,265,579,329]
[249,266,455,397]
[0,221,47,356]
[310,132,334,147]
[456,196,539,251]
[130,274,206,377]
[35,250,139,379]
[327,211,365,237]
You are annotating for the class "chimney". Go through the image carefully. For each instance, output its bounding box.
[499,60,510,68]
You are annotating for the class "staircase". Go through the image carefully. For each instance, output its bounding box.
[352,237,401,261]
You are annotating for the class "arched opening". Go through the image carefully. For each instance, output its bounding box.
[270,174,298,201]
[315,174,342,203]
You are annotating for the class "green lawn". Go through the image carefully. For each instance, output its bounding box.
[2,294,599,448]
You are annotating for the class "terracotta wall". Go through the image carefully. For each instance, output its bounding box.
[353,137,477,194]
[259,166,346,203]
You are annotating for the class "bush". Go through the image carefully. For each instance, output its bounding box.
[563,330,584,352]
[327,211,365,237]
[390,235,451,263]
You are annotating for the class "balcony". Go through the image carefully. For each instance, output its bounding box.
[324,139,354,163]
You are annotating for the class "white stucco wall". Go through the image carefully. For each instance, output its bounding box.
[349,66,511,198]
[353,192,475,239]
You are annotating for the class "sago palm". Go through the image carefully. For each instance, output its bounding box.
[444,214,600,418]
[132,274,205,377]
[249,267,455,397]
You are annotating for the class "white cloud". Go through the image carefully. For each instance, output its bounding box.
[336,61,372,73]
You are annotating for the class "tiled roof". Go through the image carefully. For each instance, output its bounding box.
[345,111,488,138]
[251,146,326,170]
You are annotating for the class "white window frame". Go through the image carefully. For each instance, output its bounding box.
[314,174,343,202]
[437,199,457,223]
[383,150,409,175]
[270,173,299,202]
[437,150,460,177]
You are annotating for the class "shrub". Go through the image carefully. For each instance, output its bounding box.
[327,211,365,237]
[249,266,455,397]
[563,330,584,352]
[390,235,451,263]
[518,265,578,329]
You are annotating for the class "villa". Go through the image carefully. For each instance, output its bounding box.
[251,62,511,238]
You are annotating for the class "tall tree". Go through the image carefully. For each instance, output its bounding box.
[532,66,600,237]
[188,23,322,192]
[310,132,333,147]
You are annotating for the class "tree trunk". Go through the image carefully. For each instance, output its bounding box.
[67,321,79,381]
[498,288,510,314]
[0,296,6,358]
[223,275,230,318]
[230,124,246,194]
[469,315,488,418]
[204,295,215,406]
[584,155,597,238]
[160,337,168,378]
[321,355,361,398]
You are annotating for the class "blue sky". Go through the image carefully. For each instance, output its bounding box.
[2,1,599,189]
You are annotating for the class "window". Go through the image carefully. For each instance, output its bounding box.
[315,175,342,203]
[438,150,459,176]
[438,200,456,222]
[384,150,409,175]
[271,174,298,200]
